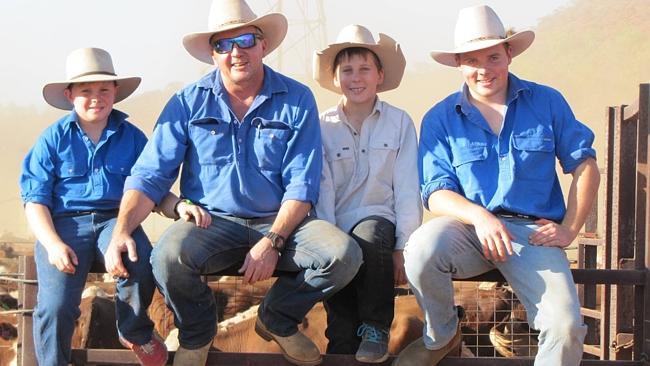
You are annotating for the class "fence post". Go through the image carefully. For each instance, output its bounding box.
[18,255,37,366]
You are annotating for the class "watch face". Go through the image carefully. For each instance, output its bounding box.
[266,232,285,251]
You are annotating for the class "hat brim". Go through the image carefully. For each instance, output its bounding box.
[182,13,288,64]
[430,30,535,67]
[42,74,141,110]
[313,33,406,94]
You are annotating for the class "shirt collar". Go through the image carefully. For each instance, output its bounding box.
[197,65,289,100]
[334,96,383,122]
[61,109,127,133]
[454,72,531,115]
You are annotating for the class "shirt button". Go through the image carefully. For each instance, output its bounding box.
[210,130,216,135]
[68,168,73,173]
[384,143,388,147]
[94,168,99,173]
[238,138,243,143]
[361,149,366,153]
[336,153,341,157]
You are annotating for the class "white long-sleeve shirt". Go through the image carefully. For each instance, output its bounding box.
[316,99,422,249]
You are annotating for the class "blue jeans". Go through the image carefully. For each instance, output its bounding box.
[151,214,362,349]
[324,216,396,354]
[33,211,156,366]
[404,216,587,366]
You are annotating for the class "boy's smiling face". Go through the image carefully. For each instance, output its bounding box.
[334,52,384,107]
[64,81,118,125]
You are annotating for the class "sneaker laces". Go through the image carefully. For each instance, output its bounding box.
[357,324,388,344]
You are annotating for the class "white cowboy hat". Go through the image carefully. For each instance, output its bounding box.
[430,5,535,67]
[313,24,406,94]
[183,0,288,65]
[42,47,141,110]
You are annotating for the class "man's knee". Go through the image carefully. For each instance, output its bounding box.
[405,216,465,271]
[540,314,587,343]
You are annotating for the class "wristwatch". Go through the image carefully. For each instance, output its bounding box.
[265,231,286,252]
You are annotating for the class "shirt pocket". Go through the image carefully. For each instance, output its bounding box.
[105,161,132,176]
[251,117,292,171]
[512,132,555,180]
[55,161,89,195]
[452,144,488,168]
[368,138,399,180]
[189,117,233,165]
[451,144,488,197]
[326,146,354,191]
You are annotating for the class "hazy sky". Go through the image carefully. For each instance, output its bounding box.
[0,0,571,108]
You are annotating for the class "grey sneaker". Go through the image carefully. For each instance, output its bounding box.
[355,323,390,363]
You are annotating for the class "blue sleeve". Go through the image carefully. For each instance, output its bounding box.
[549,89,597,173]
[20,130,56,208]
[280,90,322,206]
[418,108,462,210]
[124,94,188,204]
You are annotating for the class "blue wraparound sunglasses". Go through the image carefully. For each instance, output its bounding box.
[212,33,263,54]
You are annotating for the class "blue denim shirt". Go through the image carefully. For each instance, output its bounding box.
[419,73,596,222]
[20,110,148,215]
[125,66,322,218]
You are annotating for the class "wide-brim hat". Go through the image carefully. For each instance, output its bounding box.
[183,0,288,65]
[313,24,406,94]
[430,5,535,67]
[42,47,141,110]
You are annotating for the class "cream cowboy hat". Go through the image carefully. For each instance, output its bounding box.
[183,0,288,65]
[430,5,535,67]
[313,24,406,94]
[42,47,141,110]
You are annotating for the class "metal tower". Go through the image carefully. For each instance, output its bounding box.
[259,0,327,76]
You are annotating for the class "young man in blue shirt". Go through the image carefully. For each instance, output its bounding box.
[394,5,600,366]
[105,1,362,365]
[20,47,173,366]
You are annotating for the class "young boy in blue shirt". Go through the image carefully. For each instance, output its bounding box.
[20,47,177,366]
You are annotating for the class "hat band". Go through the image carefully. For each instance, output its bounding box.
[217,19,249,28]
[70,70,117,80]
[459,35,505,47]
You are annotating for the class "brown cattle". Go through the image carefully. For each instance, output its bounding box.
[0,315,17,366]
[213,295,424,355]
[72,294,122,349]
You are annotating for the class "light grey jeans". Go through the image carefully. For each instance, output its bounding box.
[404,216,587,366]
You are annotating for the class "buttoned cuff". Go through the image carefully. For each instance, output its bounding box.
[562,148,597,174]
[282,182,318,206]
[21,194,52,209]
[421,180,460,210]
[124,176,167,205]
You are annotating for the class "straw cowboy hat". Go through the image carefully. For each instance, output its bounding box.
[313,24,406,94]
[430,5,535,67]
[42,47,141,110]
[183,0,288,64]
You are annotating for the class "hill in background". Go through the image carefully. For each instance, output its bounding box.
[2,0,650,241]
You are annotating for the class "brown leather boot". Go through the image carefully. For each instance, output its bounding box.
[173,342,211,366]
[255,317,322,366]
[392,317,462,366]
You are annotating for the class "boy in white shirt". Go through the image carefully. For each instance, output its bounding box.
[313,24,422,363]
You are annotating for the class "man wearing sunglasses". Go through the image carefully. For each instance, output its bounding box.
[107,0,362,365]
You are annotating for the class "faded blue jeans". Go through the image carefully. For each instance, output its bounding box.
[33,211,156,366]
[151,214,362,349]
[404,216,587,366]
